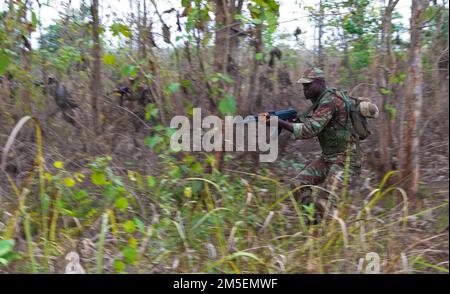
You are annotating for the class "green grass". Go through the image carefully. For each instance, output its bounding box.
[0,117,448,274]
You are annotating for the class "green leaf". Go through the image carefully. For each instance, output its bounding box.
[191,162,203,174]
[45,172,53,182]
[218,95,237,116]
[115,197,129,212]
[181,0,190,8]
[378,87,391,95]
[389,72,406,84]
[113,259,126,272]
[252,18,263,25]
[255,52,264,61]
[265,10,278,33]
[103,184,117,200]
[119,26,132,38]
[0,50,10,75]
[91,172,107,185]
[74,189,88,200]
[74,172,85,182]
[422,6,435,22]
[266,0,280,12]
[0,240,14,257]
[384,104,397,118]
[169,165,181,178]
[181,79,192,90]
[146,175,156,187]
[183,155,195,165]
[154,125,166,132]
[31,11,38,29]
[54,161,64,169]
[0,250,20,267]
[134,218,146,234]
[110,23,132,38]
[122,220,136,234]
[217,73,234,84]
[144,135,164,148]
[103,54,116,65]
[122,246,137,263]
[145,104,159,121]
[184,187,192,199]
[121,65,137,78]
[128,237,138,248]
[64,177,76,188]
[167,82,181,94]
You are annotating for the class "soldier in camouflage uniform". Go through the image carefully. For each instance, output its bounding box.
[267,67,362,221]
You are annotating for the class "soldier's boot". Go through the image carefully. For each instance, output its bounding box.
[299,192,337,225]
[313,196,337,224]
[289,185,319,225]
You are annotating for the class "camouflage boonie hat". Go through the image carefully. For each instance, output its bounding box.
[297,67,325,83]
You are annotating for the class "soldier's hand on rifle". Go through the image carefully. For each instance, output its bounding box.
[114,86,130,96]
[277,118,294,133]
[259,112,271,124]
[259,113,277,126]
[257,112,294,133]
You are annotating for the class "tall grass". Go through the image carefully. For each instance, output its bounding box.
[0,117,448,274]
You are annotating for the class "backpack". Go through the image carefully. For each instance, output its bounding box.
[335,90,379,141]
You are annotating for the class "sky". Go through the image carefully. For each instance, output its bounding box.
[0,0,414,49]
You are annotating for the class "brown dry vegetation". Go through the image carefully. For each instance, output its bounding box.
[0,0,448,273]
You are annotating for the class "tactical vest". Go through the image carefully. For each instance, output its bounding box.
[302,88,355,155]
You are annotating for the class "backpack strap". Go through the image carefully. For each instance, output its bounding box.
[332,89,352,129]
[303,88,336,117]
[334,90,363,142]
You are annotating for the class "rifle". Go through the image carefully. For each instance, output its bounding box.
[239,108,299,124]
[114,86,131,106]
[258,108,298,122]
[237,108,299,136]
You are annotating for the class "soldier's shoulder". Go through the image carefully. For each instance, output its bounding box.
[325,89,347,107]
[318,90,338,106]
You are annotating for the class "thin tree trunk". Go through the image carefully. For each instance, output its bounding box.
[90,0,101,134]
[38,2,48,98]
[247,23,263,113]
[429,4,446,115]
[213,0,228,99]
[400,0,430,197]
[317,0,325,68]
[228,0,244,102]
[377,0,399,176]
[213,0,229,172]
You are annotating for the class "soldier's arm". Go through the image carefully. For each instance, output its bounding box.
[276,119,294,132]
[292,97,335,139]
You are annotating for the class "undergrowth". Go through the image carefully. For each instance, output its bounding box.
[0,116,448,274]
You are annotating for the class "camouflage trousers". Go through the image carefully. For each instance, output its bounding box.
[290,148,362,218]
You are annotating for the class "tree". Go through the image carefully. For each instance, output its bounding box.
[377,0,400,176]
[399,0,431,197]
[90,0,101,134]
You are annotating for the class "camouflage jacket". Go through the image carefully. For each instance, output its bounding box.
[293,88,361,161]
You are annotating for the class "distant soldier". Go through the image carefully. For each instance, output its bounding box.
[0,72,17,101]
[114,77,151,108]
[47,77,79,126]
[266,67,363,223]
[114,77,157,133]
